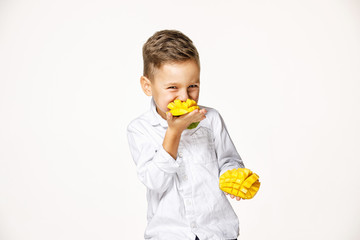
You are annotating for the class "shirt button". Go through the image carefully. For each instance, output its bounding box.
[178,152,183,158]
[191,222,197,229]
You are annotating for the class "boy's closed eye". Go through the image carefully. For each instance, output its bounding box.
[167,85,198,90]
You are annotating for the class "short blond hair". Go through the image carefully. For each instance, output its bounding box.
[142,30,200,80]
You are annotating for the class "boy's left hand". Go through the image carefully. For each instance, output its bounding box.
[225,193,242,201]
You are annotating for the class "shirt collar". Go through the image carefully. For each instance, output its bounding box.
[149,98,168,128]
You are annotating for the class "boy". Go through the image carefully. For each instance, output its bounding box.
[127,30,244,240]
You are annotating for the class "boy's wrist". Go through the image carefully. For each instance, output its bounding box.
[166,126,183,137]
[163,126,182,159]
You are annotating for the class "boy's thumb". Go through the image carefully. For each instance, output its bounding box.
[166,112,173,120]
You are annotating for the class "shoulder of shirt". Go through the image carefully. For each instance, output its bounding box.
[127,109,154,132]
[199,105,221,117]
[199,105,223,126]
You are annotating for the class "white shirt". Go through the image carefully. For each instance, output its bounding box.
[127,98,245,240]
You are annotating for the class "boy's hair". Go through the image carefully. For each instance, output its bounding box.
[142,30,200,80]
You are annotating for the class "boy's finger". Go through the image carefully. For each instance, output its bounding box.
[181,110,198,119]
[188,110,206,120]
[200,109,207,114]
[166,112,173,120]
[236,196,241,201]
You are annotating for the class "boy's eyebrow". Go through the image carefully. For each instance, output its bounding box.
[164,80,200,86]
[165,82,179,86]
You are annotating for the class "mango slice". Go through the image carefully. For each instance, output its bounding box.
[219,168,261,199]
[167,99,200,129]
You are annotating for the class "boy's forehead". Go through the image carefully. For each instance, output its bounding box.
[153,60,200,83]
[154,74,200,86]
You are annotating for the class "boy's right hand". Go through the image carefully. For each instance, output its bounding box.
[226,193,242,201]
[162,108,207,159]
[166,108,207,133]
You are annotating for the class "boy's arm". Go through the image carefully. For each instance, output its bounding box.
[212,110,244,201]
[163,109,206,158]
[162,127,181,159]
[127,109,206,194]
[127,123,179,194]
[212,110,245,176]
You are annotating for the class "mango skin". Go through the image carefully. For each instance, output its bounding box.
[187,122,199,129]
[219,168,261,199]
[167,99,200,129]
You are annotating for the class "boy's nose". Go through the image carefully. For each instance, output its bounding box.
[178,91,189,102]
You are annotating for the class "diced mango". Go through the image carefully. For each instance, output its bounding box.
[219,168,261,199]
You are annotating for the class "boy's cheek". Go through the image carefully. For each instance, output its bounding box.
[189,92,200,102]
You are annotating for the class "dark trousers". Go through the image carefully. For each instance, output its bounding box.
[195,236,237,240]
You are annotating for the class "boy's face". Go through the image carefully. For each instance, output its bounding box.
[141,60,200,120]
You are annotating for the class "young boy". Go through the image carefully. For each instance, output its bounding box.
[127,30,244,240]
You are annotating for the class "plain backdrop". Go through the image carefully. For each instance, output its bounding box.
[1,0,360,239]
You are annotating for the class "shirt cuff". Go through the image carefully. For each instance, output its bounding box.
[153,146,181,174]
[219,162,245,177]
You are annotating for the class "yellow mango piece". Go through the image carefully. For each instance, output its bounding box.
[242,173,259,188]
[188,99,197,107]
[169,108,188,116]
[185,99,192,108]
[174,99,182,108]
[219,168,261,199]
[167,102,176,110]
[187,106,196,112]
[166,99,201,129]
[167,99,200,116]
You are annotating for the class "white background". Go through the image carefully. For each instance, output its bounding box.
[1,0,360,239]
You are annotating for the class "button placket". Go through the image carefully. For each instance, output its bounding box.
[177,150,188,181]
[184,198,194,214]
[191,222,197,229]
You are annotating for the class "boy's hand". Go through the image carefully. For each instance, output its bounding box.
[166,108,207,133]
[226,193,242,201]
[162,108,206,159]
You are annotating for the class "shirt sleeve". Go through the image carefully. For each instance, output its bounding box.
[127,122,181,194]
[211,110,245,176]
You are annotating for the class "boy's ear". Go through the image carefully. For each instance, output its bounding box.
[140,76,152,96]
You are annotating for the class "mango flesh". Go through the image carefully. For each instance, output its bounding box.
[167,99,200,129]
[167,99,199,116]
[219,168,261,199]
